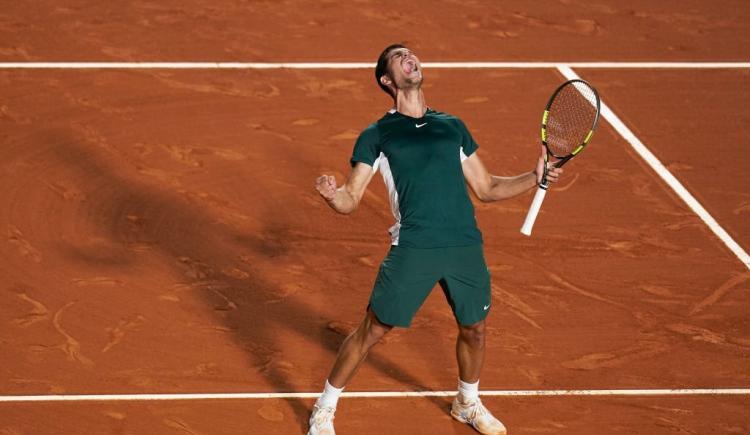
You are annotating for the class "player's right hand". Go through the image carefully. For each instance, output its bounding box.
[315,175,338,201]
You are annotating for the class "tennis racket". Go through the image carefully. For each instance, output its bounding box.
[520,79,601,236]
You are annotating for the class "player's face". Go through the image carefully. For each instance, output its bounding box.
[385,47,423,90]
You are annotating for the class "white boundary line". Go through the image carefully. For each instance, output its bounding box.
[1,389,749,403]
[557,66,750,270]
[0,62,749,69]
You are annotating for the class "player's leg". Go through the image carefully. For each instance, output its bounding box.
[456,318,486,384]
[328,307,393,388]
[451,322,506,435]
[308,308,392,435]
[309,245,439,435]
[441,244,506,435]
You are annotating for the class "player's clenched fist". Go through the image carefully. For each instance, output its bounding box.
[535,144,563,185]
[315,175,338,201]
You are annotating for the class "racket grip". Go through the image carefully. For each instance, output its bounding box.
[520,186,548,236]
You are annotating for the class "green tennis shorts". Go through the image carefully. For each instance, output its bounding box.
[368,244,492,327]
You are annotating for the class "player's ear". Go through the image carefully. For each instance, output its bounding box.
[380,75,391,86]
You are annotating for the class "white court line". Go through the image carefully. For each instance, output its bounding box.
[557,66,750,270]
[0,62,749,69]
[1,389,749,403]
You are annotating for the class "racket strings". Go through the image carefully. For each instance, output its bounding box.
[545,83,598,157]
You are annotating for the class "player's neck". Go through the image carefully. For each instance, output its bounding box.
[394,88,426,118]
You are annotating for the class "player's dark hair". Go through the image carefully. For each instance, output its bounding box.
[375,44,406,99]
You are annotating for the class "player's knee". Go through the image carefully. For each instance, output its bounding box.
[362,313,391,347]
[458,321,486,347]
[365,322,391,346]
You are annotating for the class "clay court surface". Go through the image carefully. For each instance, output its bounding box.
[0,1,749,434]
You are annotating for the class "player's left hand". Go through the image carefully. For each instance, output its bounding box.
[535,145,563,184]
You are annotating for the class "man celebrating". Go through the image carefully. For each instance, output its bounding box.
[310,44,562,435]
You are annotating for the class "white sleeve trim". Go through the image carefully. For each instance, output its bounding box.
[372,153,383,172]
[460,147,469,162]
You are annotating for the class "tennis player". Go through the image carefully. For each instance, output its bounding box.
[309,44,562,435]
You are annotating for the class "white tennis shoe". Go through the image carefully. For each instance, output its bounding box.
[451,396,507,435]
[307,404,336,435]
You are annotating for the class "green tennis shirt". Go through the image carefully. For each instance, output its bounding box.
[351,108,483,248]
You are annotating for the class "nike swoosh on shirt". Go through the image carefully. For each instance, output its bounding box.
[483,304,490,310]
[415,123,428,128]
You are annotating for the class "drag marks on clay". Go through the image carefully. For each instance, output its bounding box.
[627,173,687,217]
[665,323,750,351]
[102,409,127,421]
[177,256,215,280]
[258,359,297,380]
[0,104,31,124]
[60,90,135,117]
[151,73,281,99]
[263,282,303,305]
[162,416,204,435]
[689,272,750,316]
[158,282,195,303]
[179,190,252,227]
[28,302,93,367]
[102,315,146,353]
[732,200,750,216]
[6,225,42,263]
[71,277,123,287]
[257,403,285,422]
[663,219,704,232]
[491,284,542,330]
[221,267,249,280]
[546,272,625,309]
[11,290,49,328]
[517,367,545,386]
[297,78,365,100]
[0,44,33,60]
[162,144,207,167]
[491,330,540,357]
[510,12,602,36]
[550,172,580,193]
[601,225,695,257]
[291,118,319,126]
[135,166,182,188]
[46,181,87,202]
[632,10,732,38]
[246,122,293,143]
[357,255,376,267]
[328,129,360,141]
[561,341,670,370]
[206,287,238,312]
[637,284,696,308]
[99,47,141,62]
[71,122,116,154]
[462,96,489,104]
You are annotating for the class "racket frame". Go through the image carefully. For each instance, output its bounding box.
[538,79,601,189]
[521,79,601,236]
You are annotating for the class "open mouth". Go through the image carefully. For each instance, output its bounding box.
[403,58,419,75]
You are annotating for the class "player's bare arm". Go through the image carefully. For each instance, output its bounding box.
[315,162,376,214]
[462,146,563,202]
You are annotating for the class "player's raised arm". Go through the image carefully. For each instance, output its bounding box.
[461,149,562,202]
[314,162,377,214]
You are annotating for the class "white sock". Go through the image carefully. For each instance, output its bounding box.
[316,379,344,409]
[458,378,479,402]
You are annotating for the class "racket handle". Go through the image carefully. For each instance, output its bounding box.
[520,186,548,236]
